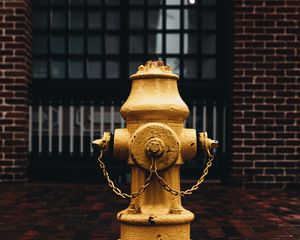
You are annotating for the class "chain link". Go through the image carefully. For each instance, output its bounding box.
[152,147,215,197]
[97,147,215,198]
[97,150,154,199]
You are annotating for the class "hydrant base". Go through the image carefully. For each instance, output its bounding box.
[120,223,191,240]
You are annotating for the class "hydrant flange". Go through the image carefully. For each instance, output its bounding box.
[130,123,180,171]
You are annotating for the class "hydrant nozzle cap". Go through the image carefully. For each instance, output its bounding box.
[130,60,179,80]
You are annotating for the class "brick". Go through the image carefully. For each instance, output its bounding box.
[244,154,265,161]
[256,147,274,154]
[275,161,296,168]
[265,169,284,174]
[0,0,31,182]
[264,183,284,189]
[255,175,274,182]
[286,169,300,174]
[275,176,295,182]
[265,140,284,145]
[255,161,275,167]
[231,0,300,189]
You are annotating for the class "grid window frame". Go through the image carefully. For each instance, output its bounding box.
[31,0,223,100]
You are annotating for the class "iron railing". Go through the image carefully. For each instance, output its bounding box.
[28,101,227,182]
[29,101,226,155]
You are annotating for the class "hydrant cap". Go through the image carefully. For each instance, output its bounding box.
[130,60,179,80]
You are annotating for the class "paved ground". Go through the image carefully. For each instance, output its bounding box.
[0,183,299,240]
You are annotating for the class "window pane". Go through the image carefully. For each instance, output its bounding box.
[52,10,66,29]
[202,34,216,54]
[33,36,47,54]
[88,12,102,29]
[148,10,162,30]
[166,0,180,5]
[87,60,102,78]
[105,36,119,54]
[184,34,198,54]
[33,59,47,78]
[106,12,120,29]
[51,60,65,78]
[184,59,197,78]
[33,0,47,5]
[69,60,83,78]
[202,0,216,5]
[149,0,162,5]
[202,58,216,79]
[129,59,144,75]
[166,58,180,75]
[130,0,144,5]
[184,0,198,5]
[88,0,102,5]
[148,34,162,54]
[184,9,197,29]
[51,36,65,54]
[106,61,119,78]
[129,11,143,29]
[166,10,180,29]
[69,0,84,5]
[129,35,144,53]
[52,0,67,5]
[33,11,48,29]
[202,10,216,30]
[88,36,102,54]
[69,11,84,29]
[69,36,84,54]
[105,0,120,5]
[166,34,180,54]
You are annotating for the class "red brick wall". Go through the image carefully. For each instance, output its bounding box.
[231,0,300,189]
[0,0,31,182]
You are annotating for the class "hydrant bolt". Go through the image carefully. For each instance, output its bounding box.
[145,138,164,157]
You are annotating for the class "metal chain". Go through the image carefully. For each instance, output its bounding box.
[97,150,154,199]
[98,147,215,198]
[153,147,215,197]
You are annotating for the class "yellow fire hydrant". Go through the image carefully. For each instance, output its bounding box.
[93,60,218,240]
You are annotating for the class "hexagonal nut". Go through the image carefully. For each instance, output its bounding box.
[145,138,165,157]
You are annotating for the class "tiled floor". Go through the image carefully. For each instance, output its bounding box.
[0,183,299,240]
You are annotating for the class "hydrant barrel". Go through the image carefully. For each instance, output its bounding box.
[116,61,195,240]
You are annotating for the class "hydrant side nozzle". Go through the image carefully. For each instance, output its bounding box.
[92,139,103,149]
[92,132,112,154]
[198,131,218,151]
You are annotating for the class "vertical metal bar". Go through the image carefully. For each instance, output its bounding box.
[192,101,196,129]
[58,104,63,154]
[202,102,207,131]
[80,105,84,154]
[213,102,217,140]
[100,104,104,135]
[222,103,226,153]
[70,105,74,154]
[120,114,125,128]
[120,101,125,128]
[126,173,131,184]
[90,104,94,153]
[110,102,114,133]
[28,105,32,152]
[48,104,53,154]
[38,104,42,153]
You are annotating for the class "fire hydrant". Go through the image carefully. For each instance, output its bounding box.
[93,60,218,240]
